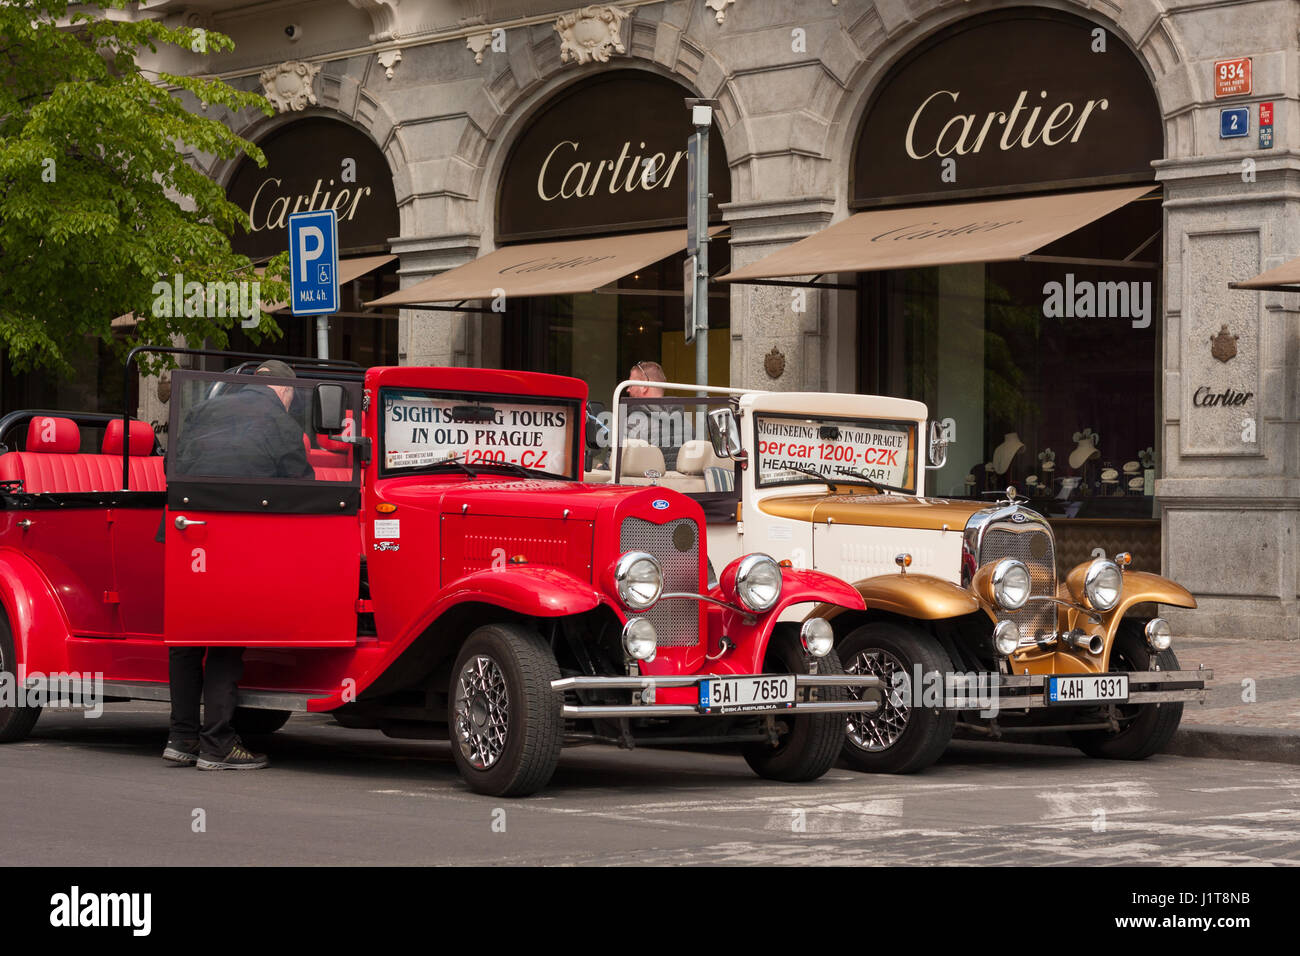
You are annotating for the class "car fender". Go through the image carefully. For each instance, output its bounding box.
[0,548,74,676]
[804,572,979,623]
[719,568,865,672]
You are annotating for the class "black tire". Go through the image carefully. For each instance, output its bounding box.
[448,623,563,797]
[742,624,846,783]
[0,612,41,743]
[233,707,292,736]
[837,620,956,774]
[1070,621,1183,760]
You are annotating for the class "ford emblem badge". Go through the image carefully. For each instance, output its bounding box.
[1012,512,1027,523]
[652,499,670,510]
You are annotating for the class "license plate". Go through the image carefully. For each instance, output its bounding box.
[699,675,795,714]
[1047,673,1129,705]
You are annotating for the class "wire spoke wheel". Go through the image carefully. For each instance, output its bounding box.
[844,648,910,752]
[453,654,511,770]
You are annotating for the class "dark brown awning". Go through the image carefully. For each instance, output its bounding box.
[367,227,724,307]
[719,186,1154,281]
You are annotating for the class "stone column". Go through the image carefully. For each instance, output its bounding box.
[1156,155,1300,640]
[390,233,482,368]
[721,197,837,391]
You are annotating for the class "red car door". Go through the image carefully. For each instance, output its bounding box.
[162,370,362,647]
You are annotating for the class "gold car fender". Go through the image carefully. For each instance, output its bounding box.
[806,572,980,623]
[1059,567,1197,670]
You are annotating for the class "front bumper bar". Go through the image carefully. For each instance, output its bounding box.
[933,667,1213,711]
[551,673,883,719]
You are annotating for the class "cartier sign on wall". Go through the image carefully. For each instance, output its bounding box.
[852,10,1162,206]
[226,117,399,260]
[497,72,730,242]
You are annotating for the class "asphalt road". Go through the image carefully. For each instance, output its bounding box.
[4,704,1299,866]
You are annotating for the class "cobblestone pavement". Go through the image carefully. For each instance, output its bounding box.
[1174,636,1300,731]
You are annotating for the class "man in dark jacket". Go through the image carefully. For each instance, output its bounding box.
[164,360,310,771]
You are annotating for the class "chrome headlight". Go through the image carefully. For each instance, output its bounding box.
[622,617,657,661]
[992,558,1031,611]
[800,618,834,658]
[993,620,1021,656]
[734,553,782,612]
[614,551,662,611]
[1084,559,1122,612]
[1145,617,1172,652]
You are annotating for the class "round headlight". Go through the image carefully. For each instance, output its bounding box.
[622,617,658,661]
[1145,617,1172,652]
[992,558,1032,611]
[735,553,782,612]
[614,551,662,611]
[800,618,834,658]
[993,620,1021,656]
[1084,559,1122,612]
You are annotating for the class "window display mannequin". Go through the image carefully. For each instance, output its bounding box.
[1069,429,1101,470]
[991,432,1025,475]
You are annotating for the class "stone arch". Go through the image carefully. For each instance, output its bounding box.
[455,14,751,249]
[828,0,1193,212]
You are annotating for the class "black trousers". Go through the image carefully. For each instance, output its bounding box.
[168,647,244,756]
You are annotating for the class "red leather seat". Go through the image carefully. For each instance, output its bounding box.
[0,416,166,493]
[102,419,166,492]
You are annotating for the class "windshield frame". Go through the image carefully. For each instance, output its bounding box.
[750,410,919,494]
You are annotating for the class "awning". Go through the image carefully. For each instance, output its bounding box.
[260,253,398,313]
[719,186,1155,282]
[1229,259,1300,292]
[367,227,725,308]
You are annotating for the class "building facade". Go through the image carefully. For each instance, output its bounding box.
[125,0,1297,639]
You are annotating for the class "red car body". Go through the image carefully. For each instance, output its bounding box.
[0,358,873,795]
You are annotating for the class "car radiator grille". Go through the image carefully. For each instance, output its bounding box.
[980,524,1057,640]
[620,516,701,648]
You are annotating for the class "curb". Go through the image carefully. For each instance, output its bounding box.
[1165,724,1300,765]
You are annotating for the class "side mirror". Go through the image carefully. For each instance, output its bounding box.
[925,419,950,470]
[707,408,742,459]
[313,383,346,433]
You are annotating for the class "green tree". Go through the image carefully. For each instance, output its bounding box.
[0,1,288,375]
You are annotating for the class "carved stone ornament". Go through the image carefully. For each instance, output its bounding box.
[467,32,492,64]
[1211,324,1238,363]
[259,61,321,113]
[556,5,629,65]
[157,369,171,405]
[377,48,401,80]
[705,0,735,24]
[764,347,786,380]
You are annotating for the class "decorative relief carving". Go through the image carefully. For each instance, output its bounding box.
[555,5,629,65]
[467,32,493,64]
[1211,324,1238,363]
[346,0,401,43]
[377,48,402,80]
[764,347,786,380]
[259,61,321,113]
[705,0,734,24]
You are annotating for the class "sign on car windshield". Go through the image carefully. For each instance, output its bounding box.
[382,390,577,477]
[755,414,917,492]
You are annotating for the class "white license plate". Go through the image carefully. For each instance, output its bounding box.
[1047,674,1129,705]
[699,675,795,713]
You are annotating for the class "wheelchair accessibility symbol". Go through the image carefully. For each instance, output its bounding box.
[317,264,332,284]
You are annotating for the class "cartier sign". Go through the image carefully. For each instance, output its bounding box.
[498,72,729,242]
[226,117,398,260]
[852,10,1162,206]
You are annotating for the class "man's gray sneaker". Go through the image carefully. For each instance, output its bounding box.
[163,740,199,766]
[196,742,269,771]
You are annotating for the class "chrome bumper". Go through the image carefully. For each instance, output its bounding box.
[968,667,1214,711]
[550,673,883,719]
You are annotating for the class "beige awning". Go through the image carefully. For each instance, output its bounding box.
[367,227,724,308]
[260,253,398,313]
[720,186,1155,282]
[1229,258,1300,292]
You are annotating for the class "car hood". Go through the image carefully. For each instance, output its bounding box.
[758,492,985,531]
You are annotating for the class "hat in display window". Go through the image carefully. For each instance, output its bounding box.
[1038,447,1056,472]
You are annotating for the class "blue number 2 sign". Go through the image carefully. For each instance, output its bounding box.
[1220,108,1249,139]
[288,209,339,316]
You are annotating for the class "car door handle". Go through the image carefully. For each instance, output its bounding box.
[174,516,207,530]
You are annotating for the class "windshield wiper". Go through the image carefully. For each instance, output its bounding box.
[834,466,885,494]
[788,464,837,493]
[431,454,478,478]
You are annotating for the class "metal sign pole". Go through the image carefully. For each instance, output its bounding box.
[685,100,714,390]
[317,316,330,360]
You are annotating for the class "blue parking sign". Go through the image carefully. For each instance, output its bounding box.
[1219,107,1249,139]
[288,209,339,316]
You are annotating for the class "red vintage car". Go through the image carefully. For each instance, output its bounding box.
[0,350,876,796]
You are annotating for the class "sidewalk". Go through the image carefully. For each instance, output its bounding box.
[1163,635,1300,764]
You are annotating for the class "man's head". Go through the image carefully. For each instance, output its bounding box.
[255,360,296,410]
[628,360,666,399]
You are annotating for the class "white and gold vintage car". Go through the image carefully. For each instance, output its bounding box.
[591,383,1212,774]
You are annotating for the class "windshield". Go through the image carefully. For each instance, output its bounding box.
[381,388,579,479]
[754,412,918,493]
